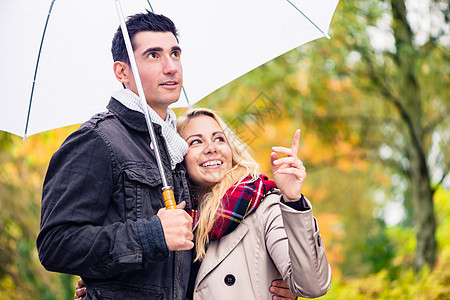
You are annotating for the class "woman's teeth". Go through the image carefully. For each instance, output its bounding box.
[201,160,223,167]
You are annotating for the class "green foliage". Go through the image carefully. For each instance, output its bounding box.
[361,220,396,276]
[298,188,450,299]
[0,131,14,152]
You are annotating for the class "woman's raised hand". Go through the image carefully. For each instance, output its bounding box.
[270,129,306,201]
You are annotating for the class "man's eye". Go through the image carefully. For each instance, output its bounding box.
[172,51,180,58]
[148,53,157,59]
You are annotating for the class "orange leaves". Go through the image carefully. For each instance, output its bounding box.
[14,125,79,167]
[315,212,345,276]
[302,133,334,166]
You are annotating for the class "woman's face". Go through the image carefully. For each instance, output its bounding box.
[180,115,233,188]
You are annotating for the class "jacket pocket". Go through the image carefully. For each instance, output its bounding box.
[123,166,163,220]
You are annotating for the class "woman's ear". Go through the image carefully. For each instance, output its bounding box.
[113,61,131,85]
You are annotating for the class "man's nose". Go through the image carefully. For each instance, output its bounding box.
[162,56,178,74]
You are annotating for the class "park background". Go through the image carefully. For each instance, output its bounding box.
[0,0,449,298]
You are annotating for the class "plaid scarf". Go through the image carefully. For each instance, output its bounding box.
[188,174,276,241]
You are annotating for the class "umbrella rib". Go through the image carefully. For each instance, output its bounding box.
[146,0,154,13]
[284,0,331,39]
[182,87,191,108]
[147,1,191,108]
[24,0,56,140]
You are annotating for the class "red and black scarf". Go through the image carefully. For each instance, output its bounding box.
[187,174,276,241]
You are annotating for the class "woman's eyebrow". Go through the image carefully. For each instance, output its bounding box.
[185,133,203,141]
[185,131,224,141]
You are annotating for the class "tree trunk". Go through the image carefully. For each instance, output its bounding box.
[409,149,437,270]
[390,0,437,270]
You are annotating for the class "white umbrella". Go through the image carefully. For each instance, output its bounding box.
[0,0,339,139]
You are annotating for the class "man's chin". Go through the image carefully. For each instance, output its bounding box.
[165,90,182,105]
[151,95,181,107]
[167,97,181,106]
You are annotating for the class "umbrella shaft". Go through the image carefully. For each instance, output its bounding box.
[114,0,170,190]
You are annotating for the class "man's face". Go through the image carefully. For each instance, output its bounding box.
[124,31,182,115]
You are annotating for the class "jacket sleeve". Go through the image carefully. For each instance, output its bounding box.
[264,193,331,298]
[36,125,168,278]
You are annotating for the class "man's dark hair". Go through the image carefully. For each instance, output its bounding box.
[111,10,179,65]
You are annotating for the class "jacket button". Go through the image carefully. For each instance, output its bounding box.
[155,253,165,261]
[224,274,236,286]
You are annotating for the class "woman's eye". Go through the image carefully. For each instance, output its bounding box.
[189,139,201,146]
[214,137,225,142]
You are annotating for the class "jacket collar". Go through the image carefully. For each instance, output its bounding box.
[107,97,162,133]
[195,221,250,288]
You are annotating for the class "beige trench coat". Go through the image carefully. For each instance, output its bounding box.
[193,192,331,299]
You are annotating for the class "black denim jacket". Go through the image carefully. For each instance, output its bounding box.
[37,99,191,299]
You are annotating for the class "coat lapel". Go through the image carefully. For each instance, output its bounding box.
[195,221,250,287]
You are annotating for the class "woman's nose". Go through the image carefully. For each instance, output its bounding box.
[204,142,217,154]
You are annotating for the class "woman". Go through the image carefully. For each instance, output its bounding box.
[76,108,331,299]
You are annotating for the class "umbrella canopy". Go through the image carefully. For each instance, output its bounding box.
[0,0,339,138]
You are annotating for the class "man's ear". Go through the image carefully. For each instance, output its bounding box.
[113,61,131,85]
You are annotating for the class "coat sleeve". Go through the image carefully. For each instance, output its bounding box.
[36,125,168,278]
[263,193,331,298]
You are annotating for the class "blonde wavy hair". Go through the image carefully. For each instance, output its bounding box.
[177,108,260,261]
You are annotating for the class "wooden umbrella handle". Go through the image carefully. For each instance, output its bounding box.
[162,187,177,209]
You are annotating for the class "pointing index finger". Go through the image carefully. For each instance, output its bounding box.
[292,129,301,157]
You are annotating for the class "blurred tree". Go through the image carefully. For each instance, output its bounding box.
[0,128,78,299]
[309,0,449,271]
[201,0,449,272]
[313,0,448,272]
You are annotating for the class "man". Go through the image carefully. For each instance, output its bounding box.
[37,11,194,299]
